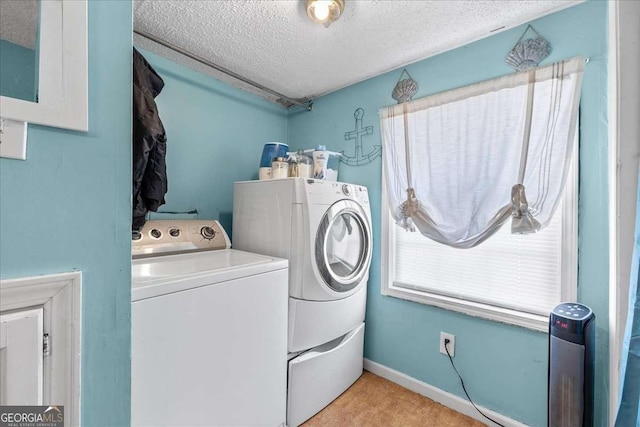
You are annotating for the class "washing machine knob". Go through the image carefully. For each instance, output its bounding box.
[200,226,216,240]
[342,184,351,196]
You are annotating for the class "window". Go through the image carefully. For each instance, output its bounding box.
[381,151,577,330]
[379,59,583,331]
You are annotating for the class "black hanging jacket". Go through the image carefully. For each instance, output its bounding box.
[132,48,168,230]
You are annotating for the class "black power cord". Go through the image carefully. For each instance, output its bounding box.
[444,338,506,427]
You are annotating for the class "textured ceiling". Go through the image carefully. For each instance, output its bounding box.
[0,0,39,49]
[134,0,583,104]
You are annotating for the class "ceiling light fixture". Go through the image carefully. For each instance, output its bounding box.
[306,0,345,27]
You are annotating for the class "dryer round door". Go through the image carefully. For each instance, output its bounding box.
[315,199,372,293]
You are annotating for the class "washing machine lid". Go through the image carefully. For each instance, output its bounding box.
[132,249,288,301]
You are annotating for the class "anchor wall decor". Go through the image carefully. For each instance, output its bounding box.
[341,108,381,166]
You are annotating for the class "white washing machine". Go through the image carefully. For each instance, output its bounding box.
[131,220,288,427]
[233,178,372,426]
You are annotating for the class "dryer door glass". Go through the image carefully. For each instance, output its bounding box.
[316,200,372,293]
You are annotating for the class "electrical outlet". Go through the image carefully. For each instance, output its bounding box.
[440,332,455,357]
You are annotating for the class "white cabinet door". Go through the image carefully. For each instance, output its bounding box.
[0,307,44,405]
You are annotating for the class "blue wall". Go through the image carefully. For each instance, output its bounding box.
[0,40,37,102]
[0,1,132,425]
[134,48,289,234]
[288,2,609,425]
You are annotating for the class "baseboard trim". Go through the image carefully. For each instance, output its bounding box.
[363,358,529,427]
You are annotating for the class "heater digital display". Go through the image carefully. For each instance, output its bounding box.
[555,320,569,329]
[551,314,577,333]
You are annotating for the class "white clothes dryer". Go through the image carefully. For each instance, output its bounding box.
[233,178,372,302]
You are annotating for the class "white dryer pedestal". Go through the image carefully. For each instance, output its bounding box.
[287,323,364,427]
[286,285,366,426]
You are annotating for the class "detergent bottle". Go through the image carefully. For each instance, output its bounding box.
[313,145,328,180]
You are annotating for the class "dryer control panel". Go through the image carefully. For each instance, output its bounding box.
[306,180,370,207]
[132,220,231,258]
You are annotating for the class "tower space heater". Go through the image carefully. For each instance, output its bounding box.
[548,303,595,427]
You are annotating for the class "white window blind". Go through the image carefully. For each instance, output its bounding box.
[393,196,565,316]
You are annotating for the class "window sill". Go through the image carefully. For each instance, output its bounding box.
[382,282,549,332]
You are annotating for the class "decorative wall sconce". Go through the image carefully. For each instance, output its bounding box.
[306,0,345,27]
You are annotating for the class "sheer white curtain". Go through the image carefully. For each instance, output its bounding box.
[380,57,584,248]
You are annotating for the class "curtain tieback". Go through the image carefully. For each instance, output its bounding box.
[511,184,541,234]
[395,187,419,232]
[403,187,419,217]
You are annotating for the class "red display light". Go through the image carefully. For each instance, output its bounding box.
[555,320,569,329]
